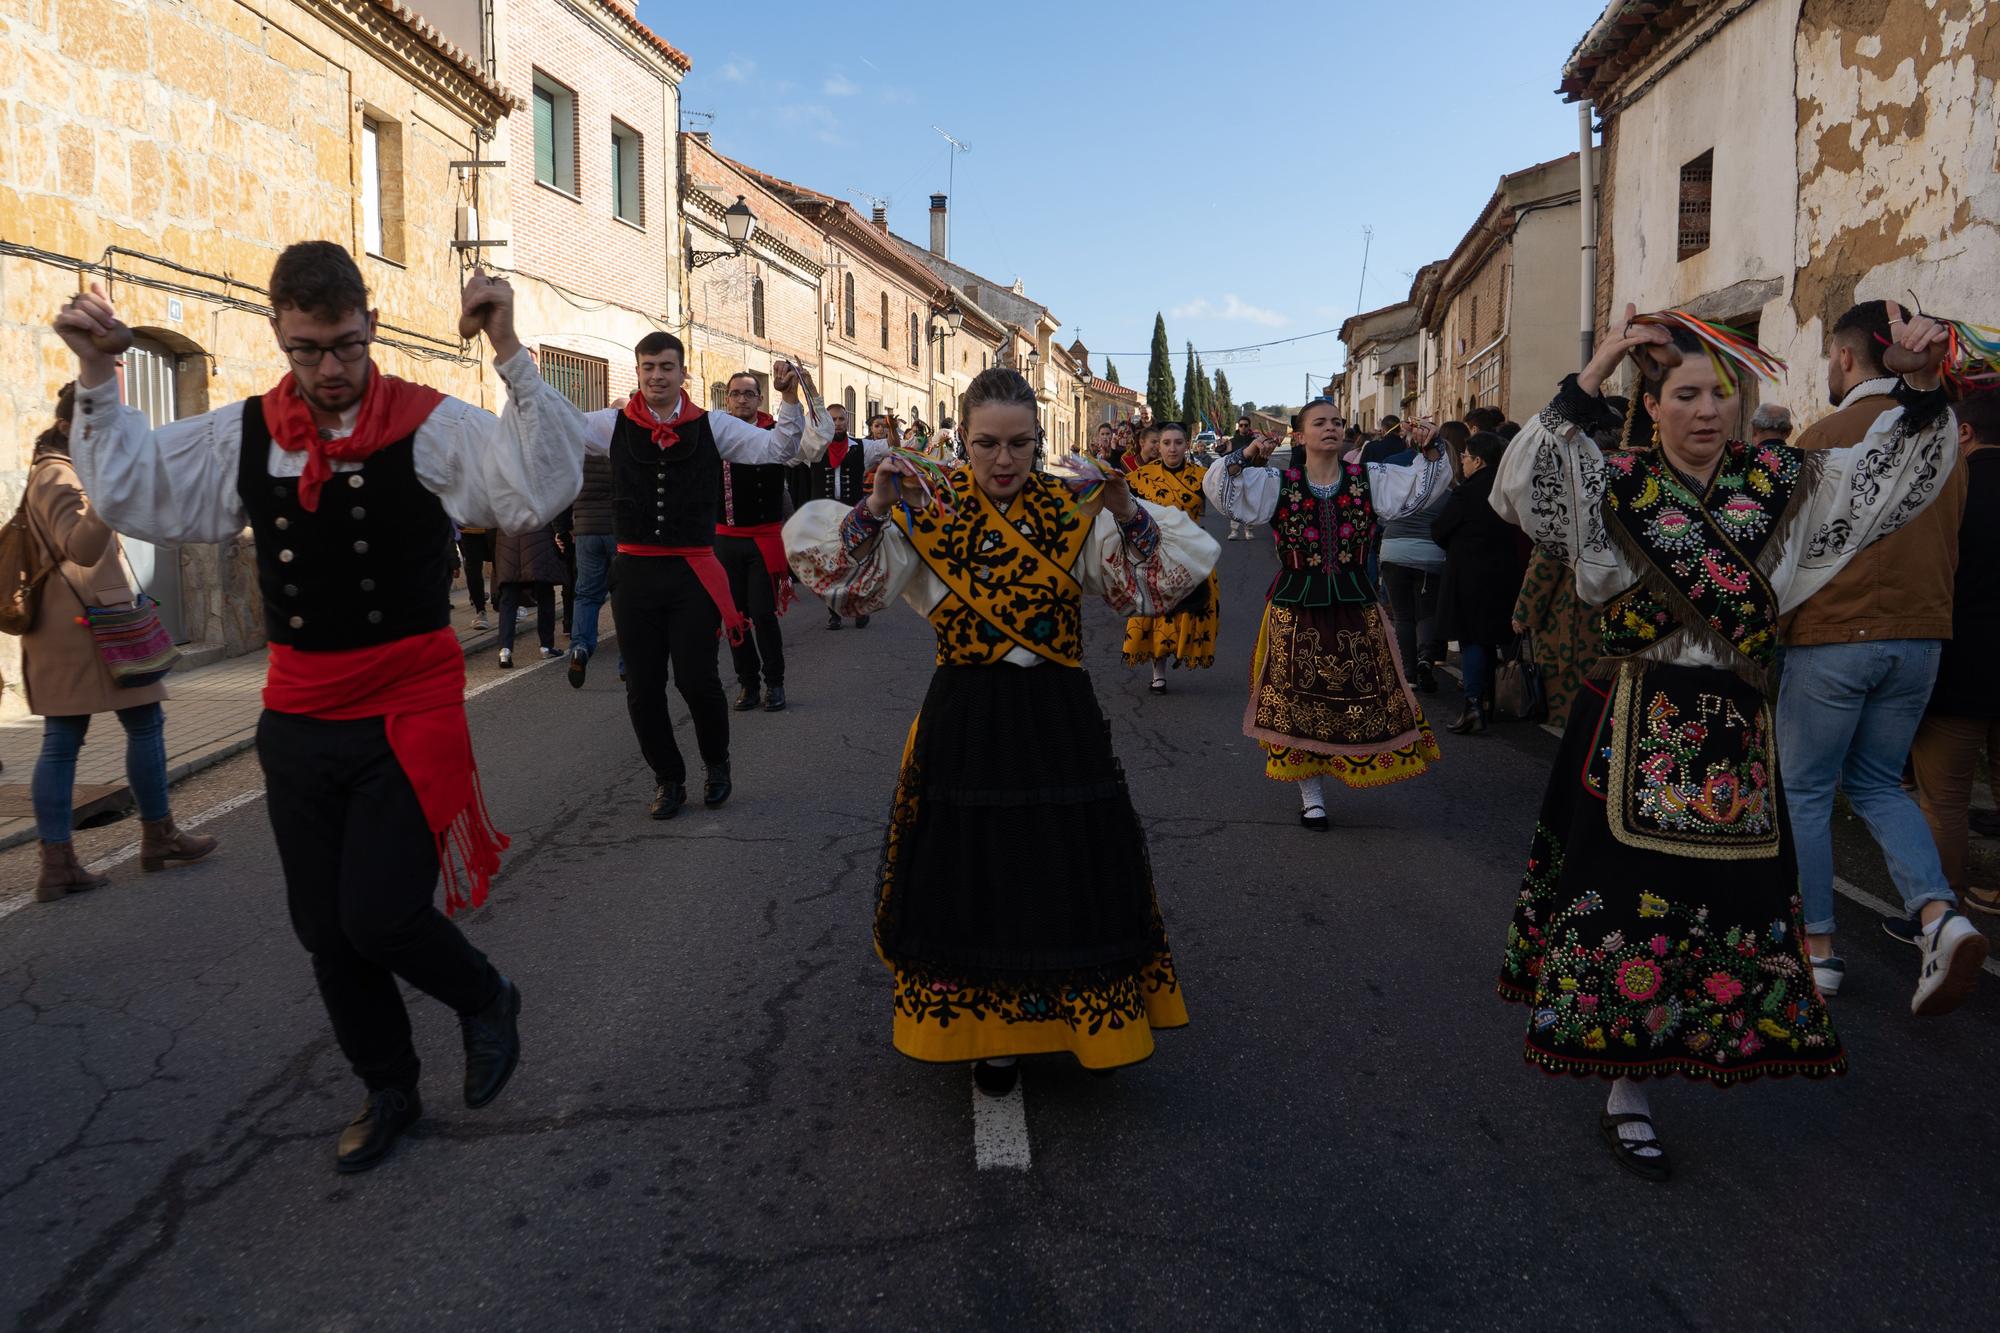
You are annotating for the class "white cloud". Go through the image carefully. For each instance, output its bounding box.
[1169,295,1289,328]
[823,74,860,97]
[770,103,846,147]
[719,58,756,82]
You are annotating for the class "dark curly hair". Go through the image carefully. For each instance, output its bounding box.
[269,241,369,321]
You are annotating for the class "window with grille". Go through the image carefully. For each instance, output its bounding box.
[540,347,608,411]
[879,293,890,350]
[1678,150,1713,261]
[751,276,766,338]
[843,273,856,339]
[909,312,920,367]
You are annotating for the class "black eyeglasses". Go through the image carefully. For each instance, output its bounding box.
[284,338,372,367]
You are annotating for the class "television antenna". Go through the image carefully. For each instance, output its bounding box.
[856,190,891,214]
[934,126,971,200]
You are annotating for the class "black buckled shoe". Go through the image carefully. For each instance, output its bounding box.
[763,686,787,712]
[854,614,872,629]
[826,611,843,631]
[733,685,761,711]
[650,782,686,820]
[460,977,522,1110]
[703,764,733,808]
[972,1059,1019,1097]
[335,1086,422,1174]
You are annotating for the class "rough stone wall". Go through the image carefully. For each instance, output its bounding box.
[1788,0,2000,406]
[0,0,501,709]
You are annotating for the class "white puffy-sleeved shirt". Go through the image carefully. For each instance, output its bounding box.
[782,494,1222,668]
[575,392,833,464]
[70,349,587,542]
[1490,376,1959,671]
[1201,447,1451,525]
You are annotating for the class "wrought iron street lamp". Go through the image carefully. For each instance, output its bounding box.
[689,195,757,268]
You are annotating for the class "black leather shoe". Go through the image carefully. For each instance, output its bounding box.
[566,648,588,689]
[763,686,787,712]
[1415,664,1439,694]
[650,782,687,820]
[460,977,522,1110]
[854,614,871,629]
[973,1059,1019,1097]
[335,1086,421,1174]
[703,765,733,808]
[733,686,761,711]
[1448,702,1489,735]
[826,612,842,631]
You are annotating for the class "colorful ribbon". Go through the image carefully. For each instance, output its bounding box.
[1630,310,1787,398]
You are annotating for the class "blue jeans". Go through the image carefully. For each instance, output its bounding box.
[1461,642,1495,703]
[34,703,170,842]
[572,533,616,659]
[1776,639,1956,936]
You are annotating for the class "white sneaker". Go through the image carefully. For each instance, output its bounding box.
[498,648,514,669]
[1810,954,1845,997]
[1242,525,1258,539]
[472,614,490,630]
[1227,524,1241,541]
[1912,910,1989,1016]
[539,646,562,659]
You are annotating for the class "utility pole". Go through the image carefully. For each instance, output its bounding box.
[1355,224,1373,314]
[933,126,970,257]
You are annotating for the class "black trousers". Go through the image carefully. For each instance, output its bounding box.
[1381,561,1444,671]
[715,534,784,691]
[497,581,555,652]
[457,531,491,614]
[258,711,499,1092]
[611,553,729,784]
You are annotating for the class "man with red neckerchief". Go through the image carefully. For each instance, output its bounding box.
[573,335,827,820]
[60,242,586,1174]
[715,371,796,713]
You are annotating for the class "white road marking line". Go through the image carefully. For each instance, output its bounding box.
[1835,875,2000,980]
[2,641,596,923]
[972,1079,1031,1171]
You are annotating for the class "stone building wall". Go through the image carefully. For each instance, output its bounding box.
[0,0,511,711]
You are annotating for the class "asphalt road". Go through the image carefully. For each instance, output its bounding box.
[2,516,1996,1332]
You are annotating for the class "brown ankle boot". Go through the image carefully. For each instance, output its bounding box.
[139,818,218,873]
[37,841,109,902]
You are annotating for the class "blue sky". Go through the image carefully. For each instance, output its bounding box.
[637,0,1608,410]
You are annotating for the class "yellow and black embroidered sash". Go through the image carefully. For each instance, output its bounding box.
[1128,462,1206,520]
[1596,440,1813,689]
[895,471,1095,667]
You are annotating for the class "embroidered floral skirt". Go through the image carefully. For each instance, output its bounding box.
[1122,571,1219,669]
[877,663,1186,1068]
[1245,598,1438,788]
[1497,664,1845,1085]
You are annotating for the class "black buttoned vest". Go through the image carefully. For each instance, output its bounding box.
[609,409,721,545]
[237,399,454,649]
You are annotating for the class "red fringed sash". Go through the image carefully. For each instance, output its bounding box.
[263,628,507,916]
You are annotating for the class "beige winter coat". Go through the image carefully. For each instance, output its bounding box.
[21,452,168,717]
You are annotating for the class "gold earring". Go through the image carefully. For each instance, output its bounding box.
[1650,420,1661,450]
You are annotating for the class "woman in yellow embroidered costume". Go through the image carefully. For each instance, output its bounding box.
[783,369,1220,1095]
[1122,421,1218,686]
[1204,400,1450,830]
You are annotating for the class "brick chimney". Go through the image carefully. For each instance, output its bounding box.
[929,193,947,258]
[871,203,888,231]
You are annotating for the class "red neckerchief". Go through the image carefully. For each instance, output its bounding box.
[261,365,443,512]
[827,432,851,470]
[262,628,506,916]
[621,390,706,449]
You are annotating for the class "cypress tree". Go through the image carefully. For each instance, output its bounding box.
[1145,314,1179,422]
[1105,359,1120,386]
[1181,342,1200,430]
[1214,369,1234,424]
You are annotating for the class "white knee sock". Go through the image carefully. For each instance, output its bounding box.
[1605,1077,1661,1156]
[1298,776,1326,812]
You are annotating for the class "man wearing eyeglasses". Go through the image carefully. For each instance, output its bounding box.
[60,241,587,1174]
[796,406,899,628]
